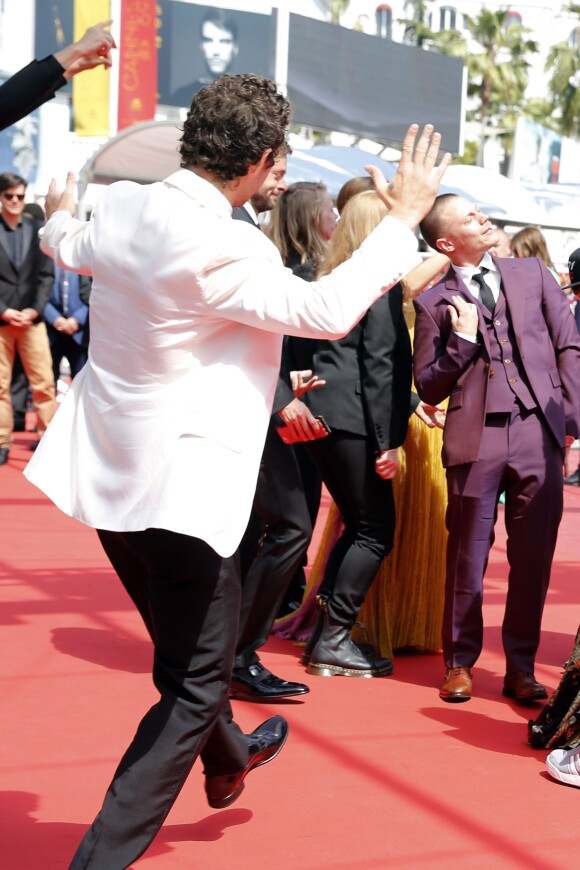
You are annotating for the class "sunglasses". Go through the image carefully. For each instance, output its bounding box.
[1,192,25,201]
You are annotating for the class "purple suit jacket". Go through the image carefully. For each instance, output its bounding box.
[413,256,580,467]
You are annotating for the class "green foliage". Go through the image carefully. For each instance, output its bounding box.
[545,11,580,137]
[453,140,478,165]
[328,2,580,155]
[399,0,432,46]
[322,0,352,25]
[400,7,539,164]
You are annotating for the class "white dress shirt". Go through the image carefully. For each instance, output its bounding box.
[452,251,499,343]
[25,169,421,556]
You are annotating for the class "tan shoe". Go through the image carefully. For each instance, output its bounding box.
[439,666,473,702]
[503,671,547,704]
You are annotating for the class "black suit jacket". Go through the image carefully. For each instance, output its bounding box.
[0,56,66,131]
[231,206,259,227]
[0,215,55,321]
[288,282,413,452]
[231,206,295,413]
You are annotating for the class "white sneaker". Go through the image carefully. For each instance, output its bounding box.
[546,747,580,786]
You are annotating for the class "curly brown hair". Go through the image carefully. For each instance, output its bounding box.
[179,74,291,181]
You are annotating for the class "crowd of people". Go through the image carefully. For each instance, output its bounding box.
[2,20,580,869]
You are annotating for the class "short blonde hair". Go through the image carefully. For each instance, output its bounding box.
[319,190,388,277]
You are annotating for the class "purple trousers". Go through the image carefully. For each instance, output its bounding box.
[443,405,563,672]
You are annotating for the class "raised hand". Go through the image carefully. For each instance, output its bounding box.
[45,171,77,220]
[57,20,116,79]
[366,124,451,230]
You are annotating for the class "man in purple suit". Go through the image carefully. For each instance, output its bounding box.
[413,195,580,704]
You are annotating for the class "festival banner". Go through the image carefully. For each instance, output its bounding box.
[73,0,111,136]
[118,0,158,131]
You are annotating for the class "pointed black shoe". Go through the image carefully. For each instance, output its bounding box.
[205,715,289,809]
[230,662,309,701]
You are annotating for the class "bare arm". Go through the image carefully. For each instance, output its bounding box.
[401,253,450,301]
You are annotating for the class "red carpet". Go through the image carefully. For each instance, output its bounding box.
[1,431,579,869]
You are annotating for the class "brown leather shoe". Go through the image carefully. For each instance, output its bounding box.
[439,667,473,702]
[502,671,547,704]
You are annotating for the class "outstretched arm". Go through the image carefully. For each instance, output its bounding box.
[0,22,116,132]
[56,21,116,80]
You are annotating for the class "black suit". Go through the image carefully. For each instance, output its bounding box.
[232,208,316,668]
[288,282,412,625]
[0,215,54,315]
[0,56,66,131]
[0,214,56,445]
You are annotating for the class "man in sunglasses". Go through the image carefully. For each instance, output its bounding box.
[0,172,56,465]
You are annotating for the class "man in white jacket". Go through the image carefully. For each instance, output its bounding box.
[26,73,449,869]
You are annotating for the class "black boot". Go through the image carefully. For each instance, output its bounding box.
[301,596,374,666]
[300,594,327,666]
[306,611,393,678]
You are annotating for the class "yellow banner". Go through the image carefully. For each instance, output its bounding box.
[73,0,111,136]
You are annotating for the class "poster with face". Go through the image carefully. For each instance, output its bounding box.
[156,2,274,108]
[31,1,463,154]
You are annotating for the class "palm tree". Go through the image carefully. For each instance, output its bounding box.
[398,0,432,47]
[405,8,538,166]
[321,1,351,26]
[545,4,580,135]
[463,10,538,163]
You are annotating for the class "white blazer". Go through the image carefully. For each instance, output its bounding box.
[25,169,420,556]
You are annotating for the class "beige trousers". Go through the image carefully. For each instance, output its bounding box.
[0,322,57,446]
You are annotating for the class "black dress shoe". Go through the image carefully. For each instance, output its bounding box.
[230,662,309,701]
[564,468,580,486]
[0,446,9,466]
[205,715,289,808]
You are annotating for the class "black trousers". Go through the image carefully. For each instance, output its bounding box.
[49,331,88,382]
[235,420,315,668]
[306,430,396,626]
[69,528,248,870]
[10,353,28,428]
